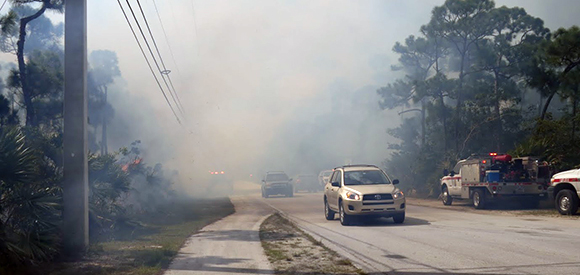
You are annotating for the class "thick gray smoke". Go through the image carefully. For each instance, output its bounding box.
[20,0,576,196]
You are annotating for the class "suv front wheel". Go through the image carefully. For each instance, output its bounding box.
[339,201,353,226]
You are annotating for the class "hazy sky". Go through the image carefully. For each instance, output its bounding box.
[2,0,580,184]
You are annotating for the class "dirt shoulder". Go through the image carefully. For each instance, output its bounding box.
[406,197,580,219]
[260,213,365,275]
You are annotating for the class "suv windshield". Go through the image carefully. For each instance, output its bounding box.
[266,173,289,181]
[344,170,390,185]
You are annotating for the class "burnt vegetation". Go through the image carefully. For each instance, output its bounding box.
[0,0,183,270]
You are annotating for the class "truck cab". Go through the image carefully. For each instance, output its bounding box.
[548,168,580,215]
[441,153,550,209]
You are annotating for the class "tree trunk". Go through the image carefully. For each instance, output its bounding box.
[101,87,108,155]
[421,99,426,148]
[17,3,48,126]
[572,94,577,143]
[541,88,557,120]
[493,68,502,153]
[455,49,466,153]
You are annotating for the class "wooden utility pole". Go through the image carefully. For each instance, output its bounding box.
[63,0,89,256]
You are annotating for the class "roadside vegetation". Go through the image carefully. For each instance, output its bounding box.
[379,0,580,196]
[0,0,215,272]
[260,213,365,275]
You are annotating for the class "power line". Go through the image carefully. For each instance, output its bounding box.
[133,0,186,117]
[0,0,8,13]
[151,0,183,79]
[116,0,181,124]
[134,0,185,116]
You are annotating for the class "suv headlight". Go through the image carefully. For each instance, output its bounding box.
[393,190,404,199]
[345,191,361,200]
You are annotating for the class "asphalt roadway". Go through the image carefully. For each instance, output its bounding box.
[166,186,580,275]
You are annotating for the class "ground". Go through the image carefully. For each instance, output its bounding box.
[260,213,364,275]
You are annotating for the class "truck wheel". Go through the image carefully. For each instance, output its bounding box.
[556,189,579,215]
[442,186,453,205]
[339,202,353,226]
[324,198,335,220]
[393,213,405,224]
[473,189,486,209]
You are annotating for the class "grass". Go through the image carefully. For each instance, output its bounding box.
[260,213,366,275]
[29,197,235,275]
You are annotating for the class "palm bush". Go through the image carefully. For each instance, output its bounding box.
[0,127,61,266]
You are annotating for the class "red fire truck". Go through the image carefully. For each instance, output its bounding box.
[441,153,550,209]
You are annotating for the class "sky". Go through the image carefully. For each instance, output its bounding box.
[2,0,580,191]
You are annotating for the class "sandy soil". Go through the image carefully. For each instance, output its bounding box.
[260,213,364,275]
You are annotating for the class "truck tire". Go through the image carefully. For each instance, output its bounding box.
[393,213,405,224]
[473,189,486,209]
[556,189,579,215]
[442,186,453,205]
[339,201,353,226]
[324,198,335,220]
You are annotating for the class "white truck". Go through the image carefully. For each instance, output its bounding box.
[548,168,580,215]
[441,153,550,209]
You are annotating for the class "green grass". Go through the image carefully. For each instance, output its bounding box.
[37,197,235,275]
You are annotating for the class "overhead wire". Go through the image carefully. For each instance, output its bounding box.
[135,0,186,117]
[151,0,183,79]
[0,0,8,13]
[129,0,186,118]
[116,0,181,124]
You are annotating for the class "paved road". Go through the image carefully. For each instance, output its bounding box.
[264,192,580,275]
[165,196,274,275]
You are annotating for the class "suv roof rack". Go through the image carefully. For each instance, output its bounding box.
[333,164,378,170]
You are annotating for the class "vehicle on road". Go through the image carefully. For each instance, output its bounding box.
[207,170,234,196]
[323,165,405,226]
[318,170,333,189]
[294,174,319,192]
[548,168,580,215]
[262,171,293,198]
[441,153,550,209]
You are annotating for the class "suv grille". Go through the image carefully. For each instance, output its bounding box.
[363,193,393,200]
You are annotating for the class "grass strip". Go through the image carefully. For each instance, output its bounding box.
[260,212,366,275]
[39,197,235,275]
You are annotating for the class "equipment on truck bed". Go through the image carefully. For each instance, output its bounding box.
[440,153,550,209]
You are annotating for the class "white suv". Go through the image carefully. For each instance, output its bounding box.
[323,165,405,225]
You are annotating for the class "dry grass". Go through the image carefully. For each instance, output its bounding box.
[260,213,366,275]
[16,197,235,275]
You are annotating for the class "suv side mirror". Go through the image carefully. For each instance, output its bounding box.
[289,178,293,182]
[331,181,340,187]
[392,179,400,185]
[450,171,455,177]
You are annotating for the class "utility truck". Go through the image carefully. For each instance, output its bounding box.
[441,153,550,209]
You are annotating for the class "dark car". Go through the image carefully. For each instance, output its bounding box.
[262,171,293,198]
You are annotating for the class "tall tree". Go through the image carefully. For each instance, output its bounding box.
[425,0,495,151]
[0,0,63,126]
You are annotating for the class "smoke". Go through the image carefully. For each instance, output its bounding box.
[20,0,578,197]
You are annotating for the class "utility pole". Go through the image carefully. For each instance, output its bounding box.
[63,0,89,256]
